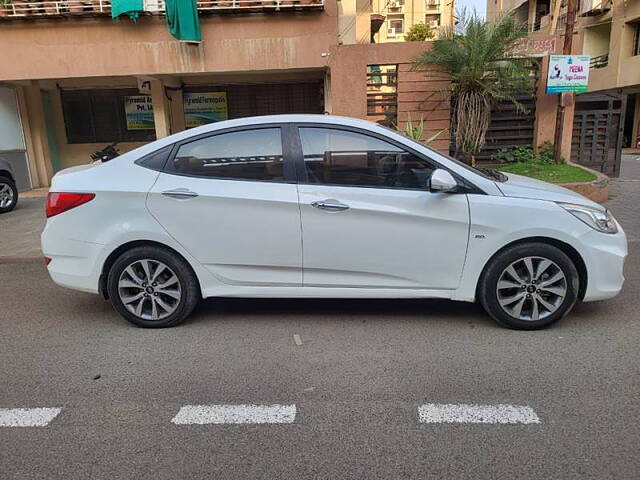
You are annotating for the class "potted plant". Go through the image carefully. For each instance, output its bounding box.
[43,0,58,14]
[0,0,11,16]
[67,0,84,12]
[11,0,30,15]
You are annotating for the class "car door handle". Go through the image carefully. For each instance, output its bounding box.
[311,200,350,212]
[161,188,199,199]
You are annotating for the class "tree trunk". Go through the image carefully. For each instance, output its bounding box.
[455,90,491,165]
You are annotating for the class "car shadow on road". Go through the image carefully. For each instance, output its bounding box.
[189,297,495,328]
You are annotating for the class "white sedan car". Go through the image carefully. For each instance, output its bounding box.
[41,115,627,329]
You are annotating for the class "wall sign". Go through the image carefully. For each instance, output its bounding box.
[184,92,228,128]
[546,55,591,94]
[124,95,155,130]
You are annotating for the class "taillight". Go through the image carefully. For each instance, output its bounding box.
[46,192,95,218]
[44,257,52,266]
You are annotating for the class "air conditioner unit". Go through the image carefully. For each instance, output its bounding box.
[428,21,439,27]
[389,2,403,9]
[387,27,398,36]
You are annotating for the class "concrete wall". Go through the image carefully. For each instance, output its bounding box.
[0,10,337,81]
[330,41,450,153]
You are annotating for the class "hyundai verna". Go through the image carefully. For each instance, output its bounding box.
[41,115,627,329]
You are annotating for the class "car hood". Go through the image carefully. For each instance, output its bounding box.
[496,172,603,210]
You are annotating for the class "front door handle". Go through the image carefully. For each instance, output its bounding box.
[162,188,199,200]
[311,199,350,212]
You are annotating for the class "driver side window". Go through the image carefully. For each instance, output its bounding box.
[299,127,435,189]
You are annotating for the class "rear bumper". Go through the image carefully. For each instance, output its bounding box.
[580,227,627,302]
[41,226,103,294]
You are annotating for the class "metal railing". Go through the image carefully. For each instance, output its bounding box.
[0,0,324,18]
[590,53,609,69]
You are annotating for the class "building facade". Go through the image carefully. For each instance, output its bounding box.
[488,0,640,158]
[370,0,455,43]
[0,0,451,190]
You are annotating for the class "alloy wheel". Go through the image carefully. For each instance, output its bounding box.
[0,183,14,209]
[496,256,567,322]
[117,259,182,321]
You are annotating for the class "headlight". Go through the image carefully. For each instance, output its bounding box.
[557,202,618,234]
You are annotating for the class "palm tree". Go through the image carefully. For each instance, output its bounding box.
[413,12,533,165]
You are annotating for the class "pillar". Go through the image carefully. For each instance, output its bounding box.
[150,79,171,139]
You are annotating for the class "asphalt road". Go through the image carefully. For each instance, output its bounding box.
[1,156,639,479]
[1,242,639,479]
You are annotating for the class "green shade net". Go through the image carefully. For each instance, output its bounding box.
[165,0,202,43]
[111,0,143,22]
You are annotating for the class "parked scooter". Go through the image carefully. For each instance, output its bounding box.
[90,144,120,163]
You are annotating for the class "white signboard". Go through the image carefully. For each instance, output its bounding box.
[546,55,590,94]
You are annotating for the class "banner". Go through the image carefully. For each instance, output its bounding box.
[546,55,590,94]
[184,92,228,128]
[124,95,155,130]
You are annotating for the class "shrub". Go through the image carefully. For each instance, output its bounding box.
[404,23,436,42]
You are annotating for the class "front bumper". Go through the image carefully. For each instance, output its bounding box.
[580,227,627,302]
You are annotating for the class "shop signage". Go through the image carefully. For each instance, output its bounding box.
[184,92,228,128]
[546,55,591,94]
[124,95,155,130]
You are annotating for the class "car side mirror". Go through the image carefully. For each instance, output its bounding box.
[428,169,458,193]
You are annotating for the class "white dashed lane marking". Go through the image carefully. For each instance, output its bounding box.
[171,404,297,425]
[0,408,62,427]
[418,404,540,424]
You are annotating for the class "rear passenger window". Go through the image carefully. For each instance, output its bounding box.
[299,127,435,189]
[170,128,284,181]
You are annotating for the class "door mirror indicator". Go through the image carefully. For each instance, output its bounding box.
[428,169,458,193]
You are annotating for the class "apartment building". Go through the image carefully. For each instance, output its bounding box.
[370,0,455,43]
[0,0,451,190]
[488,0,640,162]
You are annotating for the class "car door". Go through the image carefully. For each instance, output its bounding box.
[294,125,470,290]
[147,125,302,287]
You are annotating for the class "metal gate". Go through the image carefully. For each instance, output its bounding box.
[571,92,627,178]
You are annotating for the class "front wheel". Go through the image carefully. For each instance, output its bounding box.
[106,246,200,328]
[479,243,579,330]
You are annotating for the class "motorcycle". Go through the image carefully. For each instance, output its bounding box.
[90,144,120,163]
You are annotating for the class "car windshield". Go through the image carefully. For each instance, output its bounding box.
[381,126,506,182]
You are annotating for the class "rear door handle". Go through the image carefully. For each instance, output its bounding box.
[311,199,350,212]
[161,188,199,199]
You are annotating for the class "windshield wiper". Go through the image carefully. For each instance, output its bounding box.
[480,168,508,182]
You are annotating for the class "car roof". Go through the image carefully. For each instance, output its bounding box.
[192,114,383,133]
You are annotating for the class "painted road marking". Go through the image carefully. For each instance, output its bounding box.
[171,404,297,425]
[418,404,540,424]
[293,334,303,346]
[0,408,62,427]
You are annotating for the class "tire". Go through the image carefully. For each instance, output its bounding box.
[0,176,18,213]
[106,246,200,328]
[479,242,579,330]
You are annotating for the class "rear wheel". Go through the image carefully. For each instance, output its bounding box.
[106,246,200,328]
[479,243,579,330]
[0,176,18,213]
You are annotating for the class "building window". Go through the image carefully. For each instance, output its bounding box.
[387,16,404,36]
[367,64,398,127]
[633,22,640,56]
[60,89,156,144]
[425,0,440,9]
[425,14,441,27]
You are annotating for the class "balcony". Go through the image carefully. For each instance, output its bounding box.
[0,0,324,19]
[425,0,440,10]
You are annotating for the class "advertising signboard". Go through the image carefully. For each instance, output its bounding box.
[184,92,228,128]
[124,95,155,130]
[546,55,590,94]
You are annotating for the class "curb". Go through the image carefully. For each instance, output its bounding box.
[559,162,609,204]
